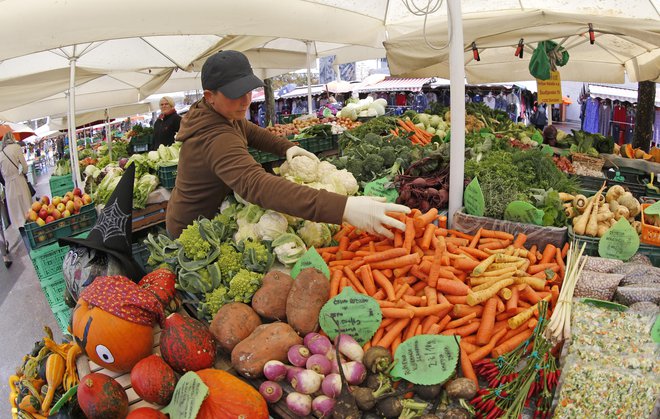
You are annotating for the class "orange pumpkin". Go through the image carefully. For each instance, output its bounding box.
[72,298,154,373]
[196,369,268,419]
[623,143,635,158]
[651,147,660,163]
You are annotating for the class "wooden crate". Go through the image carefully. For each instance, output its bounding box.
[132,201,168,232]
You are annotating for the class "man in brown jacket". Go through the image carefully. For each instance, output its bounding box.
[166,50,409,239]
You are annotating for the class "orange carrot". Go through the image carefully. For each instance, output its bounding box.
[497,308,525,320]
[372,289,386,300]
[460,339,481,355]
[540,244,557,264]
[381,308,415,319]
[338,235,350,252]
[394,283,411,301]
[329,260,354,267]
[436,278,470,296]
[413,208,439,230]
[404,317,422,341]
[393,264,413,278]
[330,270,342,298]
[338,276,349,293]
[370,253,421,270]
[424,287,438,306]
[519,285,541,305]
[343,266,368,295]
[478,239,512,251]
[402,295,426,306]
[357,265,377,296]
[382,269,394,279]
[480,229,514,241]
[420,223,437,250]
[391,335,402,356]
[512,233,528,248]
[561,242,569,258]
[371,327,384,346]
[460,346,479,387]
[476,297,498,346]
[441,321,481,337]
[491,329,534,357]
[373,269,396,302]
[452,304,483,318]
[453,257,480,272]
[363,248,409,263]
[436,314,452,332]
[411,303,453,318]
[446,295,468,305]
[527,263,559,275]
[402,217,416,254]
[421,315,441,334]
[394,230,404,248]
[333,224,355,241]
[550,284,560,309]
[426,324,441,334]
[506,286,520,313]
[528,318,538,329]
[555,247,566,279]
[527,244,538,265]
[377,318,410,349]
[468,228,482,249]
[468,328,507,363]
[316,246,339,254]
[445,312,477,329]
[377,300,398,308]
[447,229,474,240]
[458,246,490,260]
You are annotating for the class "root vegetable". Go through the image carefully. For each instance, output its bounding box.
[231,322,302,378]
[306,354,332,375]
[313,395,336,417]
[337,333,364,362]
[413,383,443,401]
[287,344,311,367]
[559,192,575,202]
[614,206,630,220]
[331,333,361,419]
[286,392,312,416]
[259,381,283,403]
[291,369,323,394]
[322,373,342,398]
[340,361,367,385]
[573,194,588,212]
[445,378,477,400]
[605,185,625,203]
[362,346,392,374]
[304,332,332,355]
[618,192,641,217]
[286,366,304,382]
[263,360,288,382]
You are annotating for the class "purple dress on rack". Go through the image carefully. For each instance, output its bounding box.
[583,98,600,134]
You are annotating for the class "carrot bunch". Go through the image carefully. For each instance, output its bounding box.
[317,209,566,388]
[390,118,433,145]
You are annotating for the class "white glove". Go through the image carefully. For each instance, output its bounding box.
[343,196,410,239]
[286,145,319,164]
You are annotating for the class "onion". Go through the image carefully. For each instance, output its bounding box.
[286,392,312,416]
[291,369,323,394]
[287,344,311,367]
[312,395,336,417]
[263,360,288,382]
[306,354,332,375]
[258,381,283,403]
[304,333,332,355]
[322,373,342,398]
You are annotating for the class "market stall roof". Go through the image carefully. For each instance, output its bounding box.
[357,77,433,93]
[385,8,660,84]
[278,85,327,99]
[48,103,157,131]
[588,84,660,106]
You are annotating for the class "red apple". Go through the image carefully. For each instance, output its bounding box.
[38,208,48,220]
[73,187,82,197]
[73,199,82,212]
[31,201,42,212]
[82,194,92,205]
[45,216,55,224]
[62,209,71,218]
[65,191,74,200]
[62,196,70,204]
[52,209,61,220]
[40,196,50,206]
[46,204,55,215]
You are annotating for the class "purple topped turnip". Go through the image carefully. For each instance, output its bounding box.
[259,381,283,403]
[263,360,288,382]
[288,344,311,367]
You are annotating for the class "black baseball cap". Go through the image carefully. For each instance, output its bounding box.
[201,50,264,99]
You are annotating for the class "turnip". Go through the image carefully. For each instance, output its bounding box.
[288,344,311,367]
[330,334,361,418]
[322,373,342,398]
[337,334,364,362]
[340,361,367,385]
[291,369,322,394]
[286,392,312,416]
[286,366,304,382]
[304,332,332,355]
[258,381,283,403]
[351,379,394,411]
[263,360,288,382]
[312,395,336,417]
[362,346,393,374]
[306,354,332,375]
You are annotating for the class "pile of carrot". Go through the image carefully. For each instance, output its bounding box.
[316,208,566,387]
[390,118,433,145]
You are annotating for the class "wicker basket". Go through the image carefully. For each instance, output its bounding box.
[571,153,605,173]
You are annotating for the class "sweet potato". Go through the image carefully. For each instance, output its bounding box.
[209,302,262,353]
[251,270,294,321]
[286,268,330,336]
[231,322,302,378]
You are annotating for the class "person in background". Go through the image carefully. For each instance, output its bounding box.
[152,96,181,150]
[166,50,410,239]
[532,102,548,131]
[0,183,11,268]
[0,130,31,232]
[542,125,558,147]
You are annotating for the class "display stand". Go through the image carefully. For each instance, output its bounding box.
[132,201,168,232]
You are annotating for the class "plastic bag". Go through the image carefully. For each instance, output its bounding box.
[581,256,623,273]
[614,284,660,306]
[573,270,623,300]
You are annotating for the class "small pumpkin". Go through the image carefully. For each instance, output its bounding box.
[77,372,128,419]
[130,354,177,405]
[138,268,178,311]
[623,143,635,158]
[159,313,216,373]
[126,406,168,418]
[41,353,65,413]
[650,147,660,163]
[196,369,268,419]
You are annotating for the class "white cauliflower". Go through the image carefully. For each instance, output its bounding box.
[328,169,359,195]
[287,156,318,183]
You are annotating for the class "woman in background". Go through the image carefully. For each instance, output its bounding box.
[0,130,32,232]
[152,96,181,150]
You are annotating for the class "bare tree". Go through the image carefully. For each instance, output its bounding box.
[632,81,656,152]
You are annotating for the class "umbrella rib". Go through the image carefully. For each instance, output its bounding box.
[139,37,186,70]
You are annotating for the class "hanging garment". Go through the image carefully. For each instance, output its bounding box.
[612,103,627,144]
[395,92,407,106]
[654,109,660,146]
[583,98,600,134]
[483,94,496,110]
[426,92,438,104]
[598,100,612,136]
[413,93,429,112]
[624,107,636,144]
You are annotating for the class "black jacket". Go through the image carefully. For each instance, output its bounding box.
[152,111,181,149]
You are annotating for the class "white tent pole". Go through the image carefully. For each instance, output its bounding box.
[67,55,82,188]
[447,0,465,228]
[105,108,112,157]
[305,40,313,115]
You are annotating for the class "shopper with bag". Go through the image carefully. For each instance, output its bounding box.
[167,50,410,239]
[0,130,32,230]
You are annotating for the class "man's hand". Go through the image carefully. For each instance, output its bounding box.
[343,196,411,239]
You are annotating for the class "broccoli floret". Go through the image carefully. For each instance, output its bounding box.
[228,269,263,303]
[177,221,211,260]
[202,286,230,318]
[212,212,238,241]
[241,239,274,273]
[362,132,384,147]
[380,146,397,167]
[362,154,385,177]
[217,242,245,281]
[345,158,366,180]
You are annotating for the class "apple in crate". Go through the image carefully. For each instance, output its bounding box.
[73,187,82,197]
[56,203,65,213]
[26,210,38,222]
[40,195,50,206]
[52,209,62,220]
[82,194,92,205]
[73,198,83,213]
[46,204,55,215]
[45,215,55,224]
[62,210,71,218]
[31,201,42,212]
[38,208,48,220]
[52,196,61,206]
[36,218,46,226]
[65,201,75,214]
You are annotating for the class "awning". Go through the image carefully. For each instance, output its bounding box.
[279,85,327,99]
[251,88,266,103]
[357,77,433,93]
[589,84,660,106]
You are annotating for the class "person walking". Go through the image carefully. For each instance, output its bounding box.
[0,184,11,267]
[0,130,32,230]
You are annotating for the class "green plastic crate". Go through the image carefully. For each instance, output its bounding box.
[297,136,334,153]
[248,148,281,164]
[132,242,153,273]
[40,273,67,307]
[50,185,72,199]
[49,175,74,192]
[23,203,97,249]
[51,302,72,334]
[568,227,660,266]
[158,164,178,189]
[30,242,70,279]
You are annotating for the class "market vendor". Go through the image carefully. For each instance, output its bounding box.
[152,96,181,150]
[166,50,410,239]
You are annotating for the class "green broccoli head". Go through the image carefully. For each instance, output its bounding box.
[177,221,211,260]
[362,132,384,147]
[217,242,245,281]
[228,269,263,303]
[380,146,397,167]
[362,154,385,177]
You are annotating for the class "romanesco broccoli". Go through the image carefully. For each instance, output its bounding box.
[228,269,263,303]
[217,242,244,280]
[241,239,273,272]
[177,221,211,260]
[202,286,230,318]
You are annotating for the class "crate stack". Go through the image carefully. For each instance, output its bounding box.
[23,204,97,249]
[49,175,74,198]
[157,164,178,190]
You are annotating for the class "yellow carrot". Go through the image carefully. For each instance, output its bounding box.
[466,278,514,306]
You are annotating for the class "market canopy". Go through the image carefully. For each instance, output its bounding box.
[587,84,660,106]
[384,9,660,84]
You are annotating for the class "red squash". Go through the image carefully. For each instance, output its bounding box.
[126,407,168,418]
[139,268,177,306]
[77,372,128,419]
[159,313,217,373]
[130,354,177,405]
[196,369,268,419]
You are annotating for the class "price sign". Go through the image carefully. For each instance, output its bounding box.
[651,315,660,343]
[504,201,545,226]
[161,372,208,419]
[598,218,639,260]
[363,177,398,203]
[291,247,330,279]
[464,177,485,216]
[390,335,460,385]
[644,201,660,215]
[319,287,382,346]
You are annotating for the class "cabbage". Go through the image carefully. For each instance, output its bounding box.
[234,223,259,242]
[236,204,265,226]
[429,115,443,128]
[255,210,288,241]
[272,233,308,266]
[370,102,386,116]
[417,113,431,127]
[297,221,332,249]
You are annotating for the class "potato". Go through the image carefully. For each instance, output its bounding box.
[251,270,294,321]
[286,267,330,336]
[231,322,302,378]
[209,302,262,353]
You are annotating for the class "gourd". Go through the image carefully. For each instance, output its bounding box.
[41,353,65,413]
[72,298,154,373]
[159,313,216,373]
[126,406,168,418]
[77,372,128,419]
[195,369,269,419]
[130,354,176,405]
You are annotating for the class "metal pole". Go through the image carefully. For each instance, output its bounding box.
[447,0,465,228]
[105,109,112,157]
[67,55,82,187]
[305,40,313,115]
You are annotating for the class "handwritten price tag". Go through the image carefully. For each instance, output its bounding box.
[504,201,544,226]
[161,372,208,419]
[598,218,639,260]
[319,287,382,346]
[291,247,330,279]
[464,177,485,216]
[651,315,660,343]
[390,335,460,385]
[364,177,398,203]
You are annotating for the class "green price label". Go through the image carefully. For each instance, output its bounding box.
[598,218,640,260]
[161,372,209,419]
[291,247,330,279]
[390,335,460,385]
[50,385,77,415]
[651,315,660,343]
[504,201,545,226]
[319,287,382,346]
[464,177,485,216]
[644,201,660,215]
[363,177,398,203]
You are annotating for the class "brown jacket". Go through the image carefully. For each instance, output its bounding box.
[166,100,347,238]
